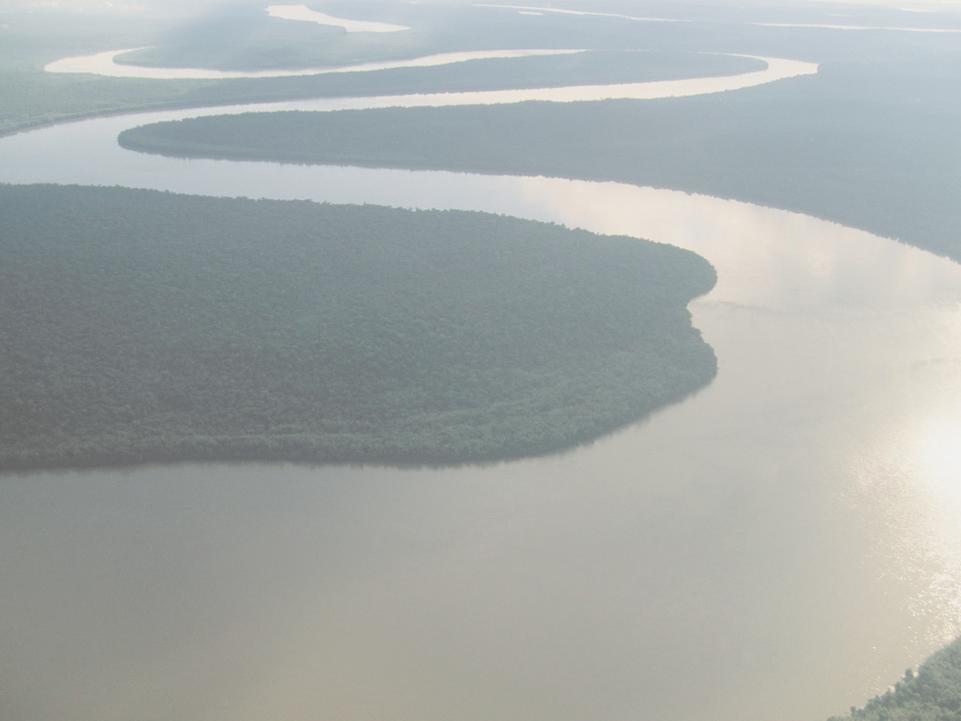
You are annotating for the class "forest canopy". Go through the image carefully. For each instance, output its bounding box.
[0,184,715,471]
[829,637,961,721]
[118,48,961,262]
[0,5,761,137]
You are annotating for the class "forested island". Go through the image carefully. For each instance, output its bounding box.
[0,184,716,471]
[0,4,762,137]
[118,48,961,262]
[829,637,961,721]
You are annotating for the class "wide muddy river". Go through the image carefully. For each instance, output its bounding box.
[1,54,960,721]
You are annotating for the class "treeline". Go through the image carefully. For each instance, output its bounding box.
[120,45,961,262]
[829,637,961,721]
[0,184,715,471]
[1,4,761,137]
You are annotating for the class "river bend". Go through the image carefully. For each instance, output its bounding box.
[1,46,959,721]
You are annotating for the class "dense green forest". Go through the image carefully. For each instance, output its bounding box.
[0,184,715,471]
[0,3,762,137]
[0,14,212,134]
[119,2,759,73]
[8,0,950,139]
[829,637,961,721]
[120,45,961,262]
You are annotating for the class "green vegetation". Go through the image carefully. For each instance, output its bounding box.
[829,637,961,721]
[115,4,400,71]
[118,3,764,80]
[0,13,215,134]
[0,4,762,137]
[0,184,715,471]
[119,46,961,262]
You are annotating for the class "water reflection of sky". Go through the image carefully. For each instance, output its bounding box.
[1,68,960,721]
[266,4,411,33]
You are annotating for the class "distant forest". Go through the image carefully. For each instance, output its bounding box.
[120,51,961,263]
[0,5,761,137]
[0,184,715,471]
[829,637,961,721]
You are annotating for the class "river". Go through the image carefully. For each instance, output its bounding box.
[1,52,960,721]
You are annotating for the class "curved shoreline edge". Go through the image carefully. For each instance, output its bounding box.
[45,48,586,81]
[41,48,814,102]
[0,183,717,473]
[265,4,411,33]
[0,51,829,474]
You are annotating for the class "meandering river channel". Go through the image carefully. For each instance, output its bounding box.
[1,50,960,721]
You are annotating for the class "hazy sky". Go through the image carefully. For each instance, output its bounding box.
[9,0,961,8]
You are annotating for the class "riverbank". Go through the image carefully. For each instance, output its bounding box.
[829,637,961,721]
[0,183,716,472]
[116,48,961,263]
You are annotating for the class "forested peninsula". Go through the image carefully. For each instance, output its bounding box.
[0,184,716,471]
[118,52,961,262]
[0,6,762,138]
[829,637,961,721]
